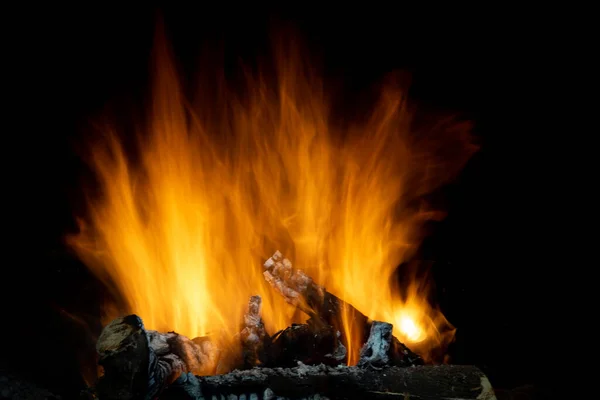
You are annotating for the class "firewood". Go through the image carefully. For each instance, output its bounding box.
[263,251,331,321]
[215,295,272,374]
[263,251,423,366]
[147,331,219,376]
[358,321,422,368]
[268,321,347,367]
[240,295,271,368]
[164,363,497,400]
[96,315,217,400]
[358,321,393,368]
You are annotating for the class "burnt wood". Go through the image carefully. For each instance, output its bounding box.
[96,315,217,400]
[96,315,164,400]
[164,364,496,400]
[359,321,423,368]
[216,295,273,374]
[268,321,347,367]
[240,295,271,369]
[263,251,423,366]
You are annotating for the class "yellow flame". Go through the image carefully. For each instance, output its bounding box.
[68,30,475,368]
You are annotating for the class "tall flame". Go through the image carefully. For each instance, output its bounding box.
[69,30,476,366]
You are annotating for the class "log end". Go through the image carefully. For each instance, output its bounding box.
[96,315,145,357]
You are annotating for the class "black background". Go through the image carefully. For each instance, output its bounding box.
[4,4,554,399]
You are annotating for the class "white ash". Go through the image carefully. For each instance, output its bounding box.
[241,295,267,348]
[263,270,301,305]
[243,295,262,329]
[327,330,347,363]
[358,321,393,368]
[263,251,323,308]
[263,387,275,400]
[296,361,311,377]
[145,329,218,376]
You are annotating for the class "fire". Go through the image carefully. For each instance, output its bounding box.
[398,316,424,343]
[68,29,475,366]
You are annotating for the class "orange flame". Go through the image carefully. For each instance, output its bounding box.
[68,30,476,367]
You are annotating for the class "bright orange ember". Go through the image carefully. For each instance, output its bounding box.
[68,30,476,367]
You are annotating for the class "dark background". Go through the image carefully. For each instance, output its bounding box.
[4,5,553,399]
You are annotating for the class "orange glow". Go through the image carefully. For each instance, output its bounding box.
[68,31,475,367]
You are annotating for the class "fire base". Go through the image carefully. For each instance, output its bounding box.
[90,252,495,399]
[164,364,495,400]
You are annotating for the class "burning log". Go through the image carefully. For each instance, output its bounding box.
[269,321,347,367]
[218,295,347,371]
[96,315,218,400]
[263,251,343,326]
[216,295,272,374]
[263,251,422,366]
[95,316,494,399]
[240,295,271,368]
[358,321,422,368]
[164,363,496,400]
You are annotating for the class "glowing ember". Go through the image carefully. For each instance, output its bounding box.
[68,30,475,366]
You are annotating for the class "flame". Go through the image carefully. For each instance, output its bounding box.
[68,29,476,367]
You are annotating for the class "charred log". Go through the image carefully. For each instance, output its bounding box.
[152,331,219,376]
[263,251,354,329]
[240,295,271,368]
[268,321,347,367]
[164,364,496,400]
[359,321,422,368]
[96,315,217,400]
[216,295,272,374]
[358,321,392,368]
[214,340,242,376]
[95,315,168,400]
[263,251,422,366]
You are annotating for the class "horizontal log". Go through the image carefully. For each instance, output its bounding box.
[96,315,166,400]
[165,364,497,400]
[96,315,218,400]
[96,295,275,398]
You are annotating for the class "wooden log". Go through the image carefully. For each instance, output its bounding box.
[215,295,272,374]
[240,295,271,368]
[149,331,219,376]
[263,251,423,366]
[96,315,217,400]
[359,321,423,368]
[263,251,334,323]
[164,364,497,400]
[269,321,347,367]
[358,321,393,368]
